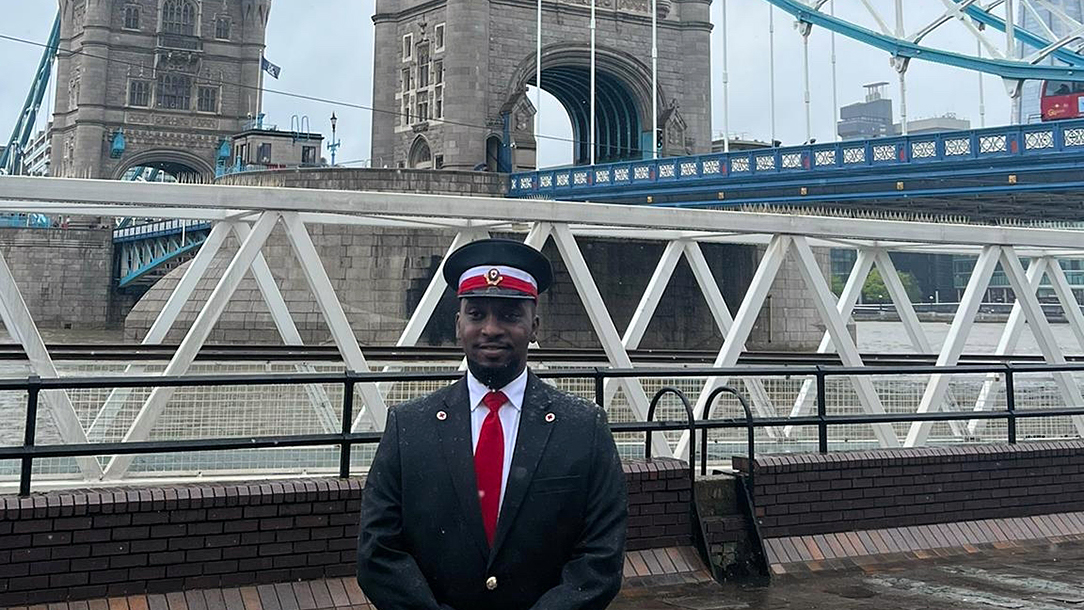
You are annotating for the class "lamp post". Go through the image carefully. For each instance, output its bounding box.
[328,112,341,166]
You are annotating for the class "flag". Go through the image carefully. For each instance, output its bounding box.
[261,56,281,79]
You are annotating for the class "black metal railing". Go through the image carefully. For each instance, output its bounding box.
[3,362,1084,496]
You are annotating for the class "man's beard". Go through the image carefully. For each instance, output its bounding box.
[467,358,522,389]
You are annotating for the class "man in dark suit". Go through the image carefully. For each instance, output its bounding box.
[357,239,627,610]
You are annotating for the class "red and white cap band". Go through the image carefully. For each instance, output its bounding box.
[458,264,538,298]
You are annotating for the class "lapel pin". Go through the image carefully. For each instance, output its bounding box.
[436,410,447,421]
[545,413,556,423]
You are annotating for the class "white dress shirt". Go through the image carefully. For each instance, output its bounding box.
[467,368,526,511]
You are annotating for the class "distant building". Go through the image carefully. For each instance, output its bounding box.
[838,83,894,140]
[711,137,772,152]
[21,124,52,176]
[229,127,323,170]
[896,115,970,136]
[1017,0,1084,123]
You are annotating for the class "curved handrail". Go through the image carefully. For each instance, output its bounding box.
[698,386,756,498]
[644,386,696,484]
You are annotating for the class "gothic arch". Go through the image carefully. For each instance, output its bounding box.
[111,148,214,182]
[408,136,433,169]
[507,43,666,163]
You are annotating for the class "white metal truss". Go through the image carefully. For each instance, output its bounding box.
[3,177,1084,478]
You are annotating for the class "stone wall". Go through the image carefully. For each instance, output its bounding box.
[216,166,508,196]
[0,459,691,605]
[0,228,113,330]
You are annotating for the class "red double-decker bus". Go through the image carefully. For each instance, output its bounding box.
[1041,81,1084,121]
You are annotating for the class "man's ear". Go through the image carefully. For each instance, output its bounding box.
[454,312,461,341]
[530,311,540,343]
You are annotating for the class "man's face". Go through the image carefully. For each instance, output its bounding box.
[456,297,539,389]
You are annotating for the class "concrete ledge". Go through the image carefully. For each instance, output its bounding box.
[765,511,1084,576]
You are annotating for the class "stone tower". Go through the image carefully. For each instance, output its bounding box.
[51,0,271,180]
[371,0,712,172]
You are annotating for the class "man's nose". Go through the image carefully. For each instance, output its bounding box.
[480,313,504,336]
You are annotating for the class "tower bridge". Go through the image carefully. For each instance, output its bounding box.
[7,1,1084,603]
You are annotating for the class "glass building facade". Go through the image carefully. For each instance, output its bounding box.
[1018,0,1084,123]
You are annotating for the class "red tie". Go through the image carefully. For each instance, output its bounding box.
[476,390,507,546]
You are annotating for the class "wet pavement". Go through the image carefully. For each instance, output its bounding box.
[613,539,1084,609]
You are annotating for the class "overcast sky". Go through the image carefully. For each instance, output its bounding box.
[0,1,1015,169]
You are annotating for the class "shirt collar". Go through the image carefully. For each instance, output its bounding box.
[467,368,527,412]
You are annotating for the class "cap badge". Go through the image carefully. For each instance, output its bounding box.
[485,268,503,286]
[436,410,447,421]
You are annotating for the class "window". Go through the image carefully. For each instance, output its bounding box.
[257,143,272,164]
[156,72,191,110]
[401,68,412,92]
[302,146,317,165]
[215,16,231,39]
[128,80,151,107]
[434,154,444,169]
[417,43,430,88]
[435,85,443,119]
[402,33,413,60]
[435,23,445,51]
[197,86,218,113]
[402,96,410,125]
[161,0,197,35]
[434,60,443,85]
[124,6,140,29]
[417,94,429,122]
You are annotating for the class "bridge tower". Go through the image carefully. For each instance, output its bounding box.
[50,0,271,180]
[371,0,712,171]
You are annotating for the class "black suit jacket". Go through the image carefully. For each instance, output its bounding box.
[357,371,628,610]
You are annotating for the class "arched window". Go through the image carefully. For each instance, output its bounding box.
[156,72,192,110]
[409,137,433,169]
[161,0,197,35]
[124,5,141,29]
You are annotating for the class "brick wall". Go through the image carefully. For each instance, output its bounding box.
[0,459,692,605]
[734,441,1084,539]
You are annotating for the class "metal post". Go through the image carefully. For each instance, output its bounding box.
[801,25,812,143]
[769,5,776,145]
[536,0,543,165]
[652,0,658,159]
[720,0,730,152]
[830,0,838,140]
[1004,364,1016,444]
[816,367,828,453]
[977,38,986,128]
[590,0,597,165]
[19,375,41,497]
[339,372,355,478]
[594,368,605,408]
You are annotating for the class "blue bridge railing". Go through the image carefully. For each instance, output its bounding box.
[508,118,1084,199]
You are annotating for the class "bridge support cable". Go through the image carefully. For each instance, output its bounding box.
[550,223,673,458]
[762,0,1084,83]
[104,212,282,480]
[279,213,388,433]
[0,244,102,479]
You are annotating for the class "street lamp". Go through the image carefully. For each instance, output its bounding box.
[328,112,342,166]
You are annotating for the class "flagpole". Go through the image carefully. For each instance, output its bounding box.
[590,0,597,165]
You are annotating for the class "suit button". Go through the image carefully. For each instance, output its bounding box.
[485,576,498,590]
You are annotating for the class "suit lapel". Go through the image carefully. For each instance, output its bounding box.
[437,378,490,561]
[489,372,554,564]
